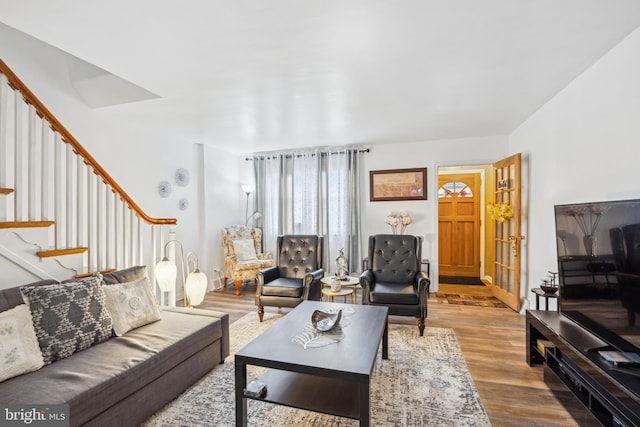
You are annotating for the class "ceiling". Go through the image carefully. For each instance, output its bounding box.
[2,0,640,154]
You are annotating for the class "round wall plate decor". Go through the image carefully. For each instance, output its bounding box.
[158,181,172,198]
[175,168,190,187]
[178,198,189,211]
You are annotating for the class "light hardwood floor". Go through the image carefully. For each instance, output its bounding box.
[196,282,578,427]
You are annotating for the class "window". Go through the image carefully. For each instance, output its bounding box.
[438,180,473,198]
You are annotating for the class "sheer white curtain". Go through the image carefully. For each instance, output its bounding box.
[252,147,364,273]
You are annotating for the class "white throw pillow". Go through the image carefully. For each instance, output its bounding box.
[102,277,161,336]
[0,304,45,382]
[232,239,258,261]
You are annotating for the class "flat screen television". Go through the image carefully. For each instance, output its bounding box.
[554,199,640,377]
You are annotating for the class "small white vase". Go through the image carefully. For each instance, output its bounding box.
[330,277,341,292]
[583,235,597,257]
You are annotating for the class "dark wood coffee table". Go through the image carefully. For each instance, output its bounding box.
[234,301,389,426]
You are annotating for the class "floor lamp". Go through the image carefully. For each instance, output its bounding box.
[241,184,254,226]
[155,240,207,307]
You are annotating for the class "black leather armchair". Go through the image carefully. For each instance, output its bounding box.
[360,234,430,336]
[255,235,324,322]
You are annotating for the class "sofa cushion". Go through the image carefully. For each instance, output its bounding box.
[261,277,304,298]
[0,310,225,426]
[20,278,113,365]
[101,265,148,285]
[370,281,419,305]
[102,277,161,336]
[0,304,44,382]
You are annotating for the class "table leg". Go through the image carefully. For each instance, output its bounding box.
[545,297,549,311]
[382,315,388,360]
[535,294,540,310]
[359,380,370,426]
[235,360,247,426]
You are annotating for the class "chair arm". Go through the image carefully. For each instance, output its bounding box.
[257,252,273,261]
[257,265,280,282]
[415,271,430,293]
[256,265,280,295]
[359,270,375,304]
[416,271,430,316]
[302,268,325,300]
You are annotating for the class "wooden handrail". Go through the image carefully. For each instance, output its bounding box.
[0,59,176,226]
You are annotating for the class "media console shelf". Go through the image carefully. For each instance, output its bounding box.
[527,310,640,427]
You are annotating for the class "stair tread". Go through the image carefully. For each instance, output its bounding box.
[37,247,88,258]
[0,221,55,228]
[0,188,14,195]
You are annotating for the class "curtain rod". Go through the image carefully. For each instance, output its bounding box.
[245,148,370,161]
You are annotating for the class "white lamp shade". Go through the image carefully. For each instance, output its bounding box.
[186,270,207,306]
[155,259,177,292]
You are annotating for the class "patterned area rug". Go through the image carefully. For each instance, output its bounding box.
[143,312,491,427]
[435,292,508,308]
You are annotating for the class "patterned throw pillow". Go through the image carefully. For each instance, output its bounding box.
[232,239,258,261]
[20,277,113,365]
[0,304,45,382]
[102,277,161,336]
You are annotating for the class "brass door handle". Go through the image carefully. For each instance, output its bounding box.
[508,235,526,255]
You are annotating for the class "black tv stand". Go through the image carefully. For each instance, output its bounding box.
[586,345,616,354]
[527,310,640,427]
[611,366,640,378]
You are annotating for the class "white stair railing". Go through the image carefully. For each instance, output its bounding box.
[0,59,176,282]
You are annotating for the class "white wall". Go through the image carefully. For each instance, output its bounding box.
[361,136,509,289]
[510,26,640,310]
[0,24,245,292]
[9,18,640,309]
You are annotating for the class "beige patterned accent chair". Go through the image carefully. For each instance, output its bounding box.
[222,226,274,296]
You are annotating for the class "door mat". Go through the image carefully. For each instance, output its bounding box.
[439,276,485,285]
[435,293,508,308]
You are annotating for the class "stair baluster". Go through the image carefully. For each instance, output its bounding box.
[0,59,176,293]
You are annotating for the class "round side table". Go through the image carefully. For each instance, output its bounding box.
[321,287,354,303]
[320,276,360,303]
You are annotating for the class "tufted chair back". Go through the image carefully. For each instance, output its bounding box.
[276,235,324,279]
[369,234,421,284]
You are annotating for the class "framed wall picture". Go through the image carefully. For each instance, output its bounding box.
[370,168,427,201]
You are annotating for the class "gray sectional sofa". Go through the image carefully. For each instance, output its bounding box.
[0,267,230,427]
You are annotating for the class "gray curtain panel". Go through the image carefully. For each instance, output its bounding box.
[251,147,365,274]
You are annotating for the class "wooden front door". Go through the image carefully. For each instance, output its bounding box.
[438,173,481,277]
[491,153,524,311]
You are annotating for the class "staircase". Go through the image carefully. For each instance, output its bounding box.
[0,59,176,288]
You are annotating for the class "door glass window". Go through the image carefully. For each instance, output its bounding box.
[438,181,473,198]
